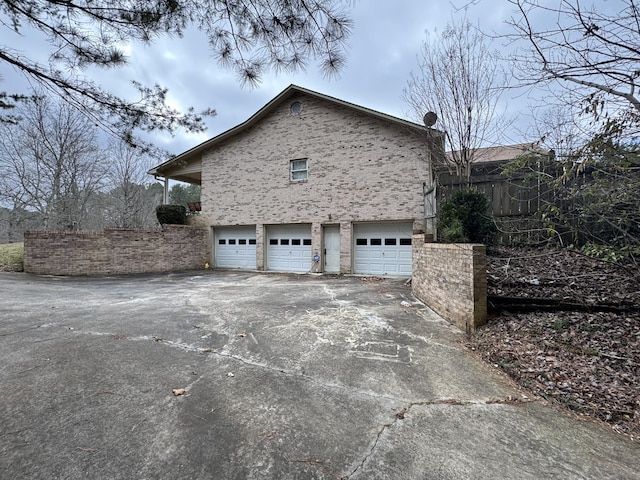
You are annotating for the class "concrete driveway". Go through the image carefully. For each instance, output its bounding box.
[1,271,638,479]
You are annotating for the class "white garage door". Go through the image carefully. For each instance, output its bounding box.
[354,222,413,276]
[215,226,256,269]
[267,225,312,273]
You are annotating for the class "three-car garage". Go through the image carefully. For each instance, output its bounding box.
[213,222,413,276]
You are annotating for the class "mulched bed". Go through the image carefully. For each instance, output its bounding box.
[467,246,640,442]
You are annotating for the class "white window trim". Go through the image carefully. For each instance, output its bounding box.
[290,158,308,182]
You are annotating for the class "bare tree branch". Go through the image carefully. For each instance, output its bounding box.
[505,0,640,120]
[1,0,353,144]
[403,16,509,180]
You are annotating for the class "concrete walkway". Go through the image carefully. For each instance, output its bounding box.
[1,272,638,479]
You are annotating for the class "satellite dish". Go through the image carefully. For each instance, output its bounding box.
[423,111,437,127]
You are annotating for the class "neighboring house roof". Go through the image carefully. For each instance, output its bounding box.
[148,84,443,184]
[446,143,546,165]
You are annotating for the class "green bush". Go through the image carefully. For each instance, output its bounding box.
[438,188,497,244]
[156,204,187,225]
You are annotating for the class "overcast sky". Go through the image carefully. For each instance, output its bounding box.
[2,0,538,157]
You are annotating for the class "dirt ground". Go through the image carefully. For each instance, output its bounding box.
[468,246,640,443]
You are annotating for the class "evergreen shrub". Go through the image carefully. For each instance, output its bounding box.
[438,188,496,244]
[156,204,187,225]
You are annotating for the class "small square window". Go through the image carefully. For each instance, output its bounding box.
[292,239,301,246]
[356,238,367,246]
[385,238,397,246]
[249,239,256,245]
[290,159,308,181]
[400,238,412,246]
[303,239,312,246]
[269,239,278,245]
[370,238,382,246]
[239,239,247,245]
[281,239,290,245]
[218,239,226,245]
[229,239,236,245]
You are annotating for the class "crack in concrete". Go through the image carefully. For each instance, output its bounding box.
[70,327,538,480]
[24,324,537,479]
[345,396,538,478]
[0,323,54,337]
[206,347,410,404]
[72,327,411,404]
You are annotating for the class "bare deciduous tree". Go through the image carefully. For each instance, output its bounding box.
[403,17,508,181]
[506,0,640,138]
[101,141,162,228]
[0,94,108,230]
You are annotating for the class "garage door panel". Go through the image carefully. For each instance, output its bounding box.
[215,226,256,269]
[355,249,382,261]
[354,223,412,276]
[267,225,312,273]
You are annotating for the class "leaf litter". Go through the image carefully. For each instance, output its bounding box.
[468,246,640,442]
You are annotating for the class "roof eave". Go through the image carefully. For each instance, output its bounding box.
[149,84,443,176]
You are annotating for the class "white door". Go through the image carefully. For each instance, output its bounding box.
[353,222,413,276]
[267,225,312,273]
[215,226,256,269]
[323,226,340,273]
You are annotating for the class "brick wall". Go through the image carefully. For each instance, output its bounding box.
[197,92,431,272]
[412,235,487,333]
[24,225,208,276]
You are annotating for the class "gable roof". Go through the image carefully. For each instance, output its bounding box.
[148,84,442,182]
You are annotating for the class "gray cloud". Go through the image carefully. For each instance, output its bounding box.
[1,1,533,157]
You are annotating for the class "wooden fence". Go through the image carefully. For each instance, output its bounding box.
[438,159,640,247]
[437,160,562,245]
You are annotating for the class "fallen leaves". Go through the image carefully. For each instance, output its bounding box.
[470,246,640,443]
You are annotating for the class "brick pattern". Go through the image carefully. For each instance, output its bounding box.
[24,225,208,276]
[198,92,430,272]
[411,235,487,333]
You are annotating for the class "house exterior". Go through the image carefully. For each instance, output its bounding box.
[446,143,542,166]
[149,85,443,276]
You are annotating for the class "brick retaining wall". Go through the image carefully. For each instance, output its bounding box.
[412,235,487,333]
[24,225,208,276]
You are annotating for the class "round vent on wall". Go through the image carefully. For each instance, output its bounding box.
[290,101,303,115]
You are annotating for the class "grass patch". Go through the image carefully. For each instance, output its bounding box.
[0,242,24,272]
